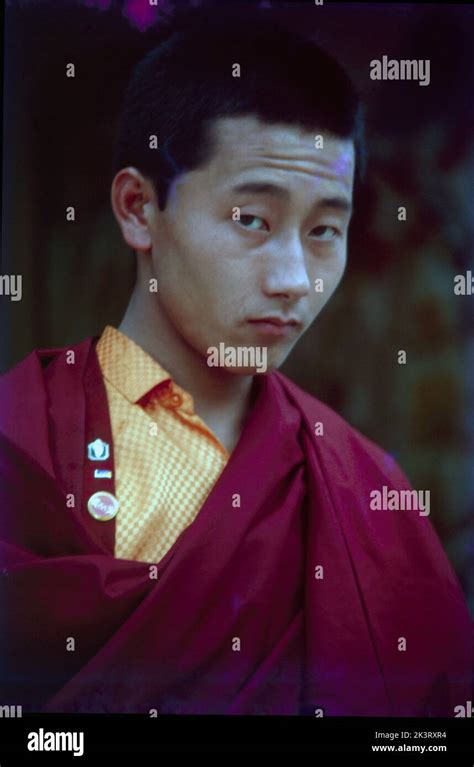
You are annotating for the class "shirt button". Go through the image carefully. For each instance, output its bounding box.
[160,390,182,407]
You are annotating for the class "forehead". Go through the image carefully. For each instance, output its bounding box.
[206,114,355,194]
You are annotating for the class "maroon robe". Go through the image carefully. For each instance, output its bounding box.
[0,337,472,715]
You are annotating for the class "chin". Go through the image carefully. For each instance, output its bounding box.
[223,366,267,376]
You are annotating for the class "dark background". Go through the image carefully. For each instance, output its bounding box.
[1,0,473,612]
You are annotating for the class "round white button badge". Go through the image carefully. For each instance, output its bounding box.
[87,491,120,521]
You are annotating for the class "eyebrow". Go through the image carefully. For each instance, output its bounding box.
[230,181,352,214]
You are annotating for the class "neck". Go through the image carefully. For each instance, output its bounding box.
[118,279,256,438]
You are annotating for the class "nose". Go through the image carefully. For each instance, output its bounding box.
[260,233,312,300]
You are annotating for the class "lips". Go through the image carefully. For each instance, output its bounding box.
[247,317,302,338]
[248,317,301,327]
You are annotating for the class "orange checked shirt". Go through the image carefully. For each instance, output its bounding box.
[96,325,230,564]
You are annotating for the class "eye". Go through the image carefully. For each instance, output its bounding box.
[238,214,269,232]
[311,225,340,241]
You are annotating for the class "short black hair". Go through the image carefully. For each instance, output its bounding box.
[112,5,365,212]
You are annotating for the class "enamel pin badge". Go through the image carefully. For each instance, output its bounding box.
[87,438,110,461]
[94,469,113,479]
[87,491,120,521]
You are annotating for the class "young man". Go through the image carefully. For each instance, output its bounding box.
[0,8,472,716]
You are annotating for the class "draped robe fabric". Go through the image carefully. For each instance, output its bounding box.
[0,338,472,716]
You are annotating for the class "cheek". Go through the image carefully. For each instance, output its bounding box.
[155,249,239,334]
[152,212,251,329]
[307,253,346,314]
[311,250,346,285]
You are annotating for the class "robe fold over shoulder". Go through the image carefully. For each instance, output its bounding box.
[0,338,472,715]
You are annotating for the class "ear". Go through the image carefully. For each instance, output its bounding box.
[110,168,156,252]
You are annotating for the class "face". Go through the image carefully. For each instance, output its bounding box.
[144,114,355,373]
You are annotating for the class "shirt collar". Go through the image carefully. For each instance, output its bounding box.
[96,325,173,405]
